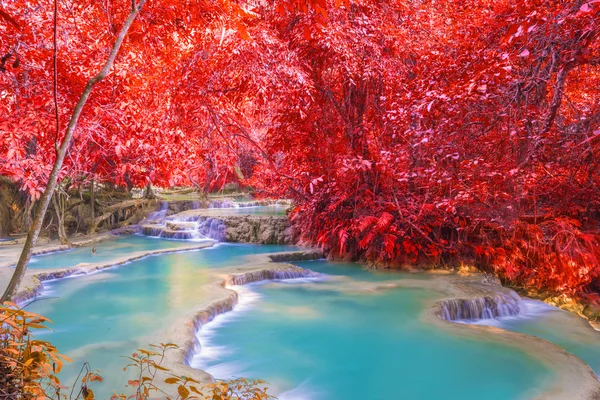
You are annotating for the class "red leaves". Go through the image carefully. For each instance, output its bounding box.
[237,23,251,41]
[1,0,598,300]
[303,25,312,40]
[0,8,20,30]
[421,203,435,212]
[375,212,393,232]
[358,216,378,232]
[577,1,600,16]
[471,220,600,296]
[257,0,599,297]
[382,234,396,257]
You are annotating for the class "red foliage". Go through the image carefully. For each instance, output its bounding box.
[250,0,600,296]
[1,0,600,297]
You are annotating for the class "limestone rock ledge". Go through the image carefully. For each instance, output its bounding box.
[222,215,297,244]
[175,263,320,372]
[155,210,299,245]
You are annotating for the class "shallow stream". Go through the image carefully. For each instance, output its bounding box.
[7,239,599,399]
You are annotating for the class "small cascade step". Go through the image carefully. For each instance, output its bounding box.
[140,224,165,237]
[139,215,226,241]
[166,221,197,231]
[197,217,226,241]
[209,200,237,208]
[159,229,198,240]
[438,292,522,322]
[145,202,169,221]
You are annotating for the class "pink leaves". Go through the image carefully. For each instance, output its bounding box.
[580,3,593,13]
[578,1,600,15]
[309,176,323,195]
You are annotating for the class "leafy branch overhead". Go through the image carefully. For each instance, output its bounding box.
[1,0,599,301]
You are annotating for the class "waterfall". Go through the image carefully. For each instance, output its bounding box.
[438,292,522,322]
[140,214,226,241]
[145,201,168,221]
[225,266,321,286]
[209,200,236,208]
[197,217,226,241]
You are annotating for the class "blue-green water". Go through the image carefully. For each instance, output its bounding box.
[20,247,600,399]
[192,261,551,400]
[27,235,201,269]
[25,243,299,395]
[476,300,600,376]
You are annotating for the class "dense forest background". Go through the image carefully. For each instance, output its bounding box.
[1,0,599,301]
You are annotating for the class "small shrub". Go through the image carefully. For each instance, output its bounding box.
[1,302,273,400]
[0,301,69,399]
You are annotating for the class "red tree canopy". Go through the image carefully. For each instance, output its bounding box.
[1,0,600,296]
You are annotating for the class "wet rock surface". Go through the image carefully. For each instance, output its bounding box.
[222,215,297,244]
[268,250,324,262]
[139,200,296,244]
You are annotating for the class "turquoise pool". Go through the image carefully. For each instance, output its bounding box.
[191,260,552,400]
[19,246,600,399]
[26,235,202,270]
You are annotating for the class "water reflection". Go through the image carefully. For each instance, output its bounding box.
[25,242,300,397]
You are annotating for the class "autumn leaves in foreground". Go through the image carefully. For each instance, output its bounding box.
[0,302,273,399]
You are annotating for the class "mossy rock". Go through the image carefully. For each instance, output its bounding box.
[582,303,600,322]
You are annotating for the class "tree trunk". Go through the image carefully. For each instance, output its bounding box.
[51,192,68,245]
[144,182,156,199]
[23,197,34,232]
[1,0,148,303]
[90,178,95,231]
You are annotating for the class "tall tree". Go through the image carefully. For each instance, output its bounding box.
[1,0,148,301]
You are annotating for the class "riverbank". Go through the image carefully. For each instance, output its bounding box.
[4,235,599,399]
[162,254,600,400]
[508,284,600,327]
[0,237,215,303]
[363,259,600,326]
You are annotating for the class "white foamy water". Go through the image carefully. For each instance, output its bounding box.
[189,275,326,383]
[205,360,253,378]
[462,299,557,327]
[190,284,263,370]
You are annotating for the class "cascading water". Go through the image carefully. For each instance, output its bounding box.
[208,199,286,209]
[438,292,522,322]
[225,266,321,286]
[209,200,237,208]
[197,217,226,241]
[145,202,168,221]
[140,214,226,241]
